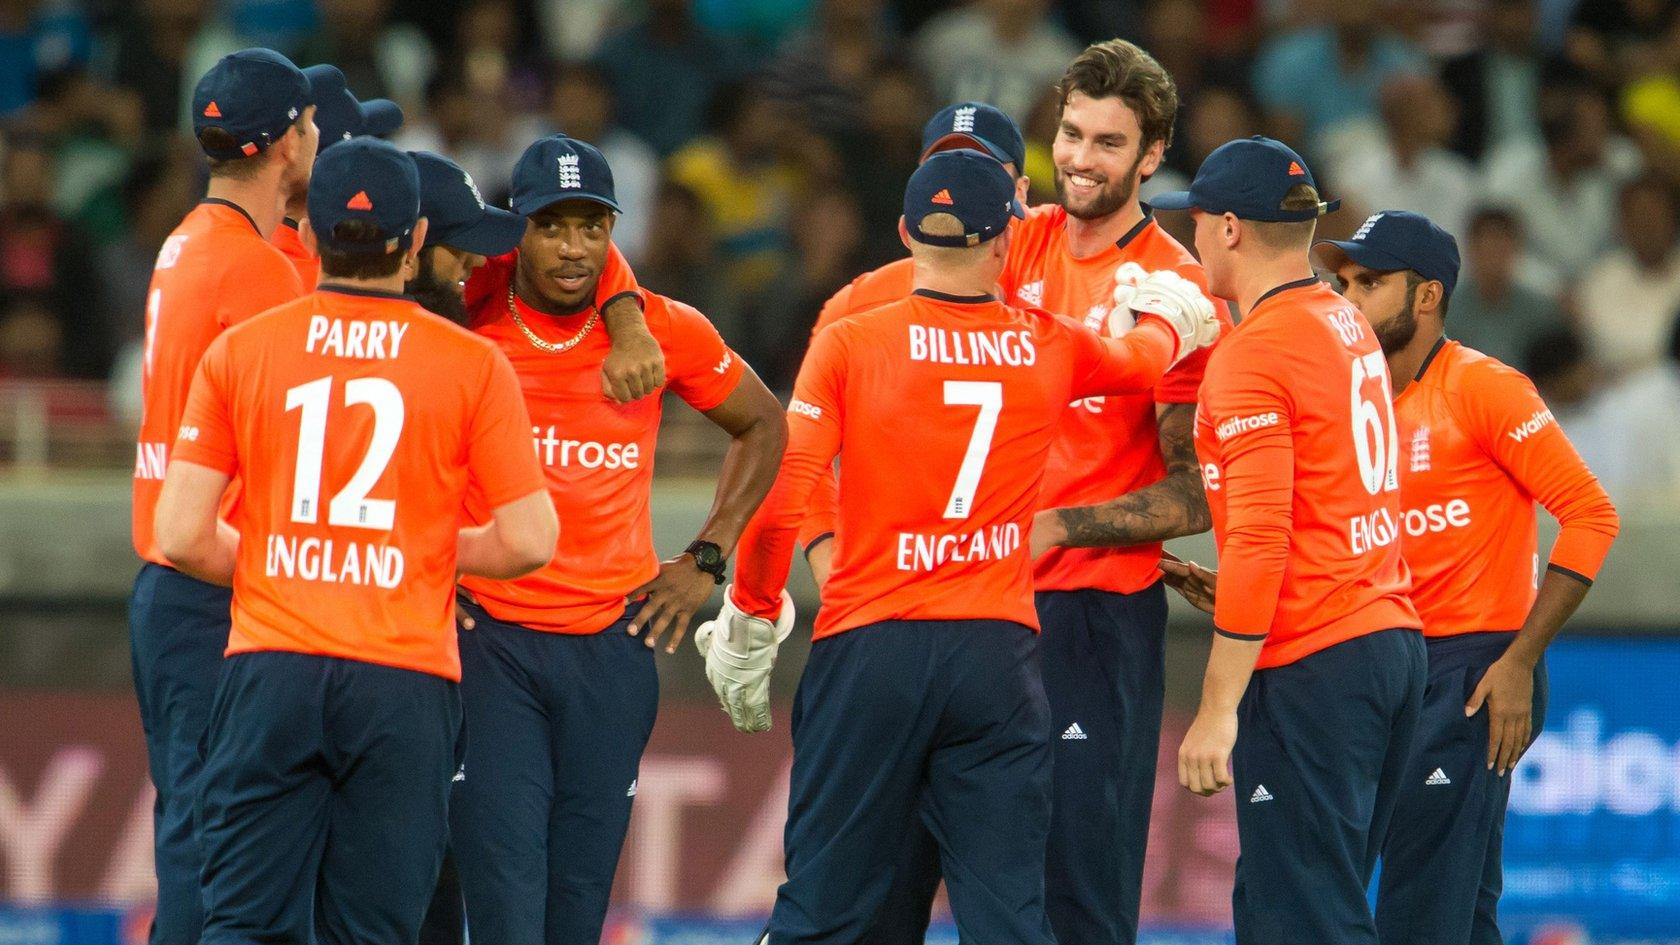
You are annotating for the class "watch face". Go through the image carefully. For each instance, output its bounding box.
[691,543,723,570]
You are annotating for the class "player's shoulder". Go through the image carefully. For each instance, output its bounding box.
[638,290,717,340]
[1435,339,1538,408]
[1131,217,1206,283]
[848,258,915,309]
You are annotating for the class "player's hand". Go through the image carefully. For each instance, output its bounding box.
[1126,271,1220,365]
[1029,510,1066,559]
[1178,708,1238,796]
[1107,262,1150,331]
[627,554,715,653]
[600,297,666,403]
[1159,554,1217,614]
[1465,654,1536,777]
[694,586,796,733]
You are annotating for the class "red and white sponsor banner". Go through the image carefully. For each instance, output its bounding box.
[0,693,1238,921]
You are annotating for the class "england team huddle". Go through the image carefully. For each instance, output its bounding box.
[129,34,1618,945]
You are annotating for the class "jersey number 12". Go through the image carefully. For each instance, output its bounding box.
[285,376,406,530]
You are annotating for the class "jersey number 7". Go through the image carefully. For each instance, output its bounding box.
[942,380,1002,519]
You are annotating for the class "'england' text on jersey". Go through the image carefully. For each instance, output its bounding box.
[895,524,1022,572]
[908,325,1036,367]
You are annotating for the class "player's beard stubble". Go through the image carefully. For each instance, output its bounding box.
[1055,148,1148,221]
[409,250,470,326]
[1373,291,1420,357]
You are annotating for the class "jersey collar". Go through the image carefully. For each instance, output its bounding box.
[200,197,260,236]
[318,283,417,303]
[1249,276,1321,314]
[913,288,996,304]
[1114,206,1155,252]
[1414,334,1449,382]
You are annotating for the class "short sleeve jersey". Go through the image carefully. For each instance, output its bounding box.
[460,257,745,634]
[1394,339,1618,636]
[1002,205,1230,594]
[171,287,545,681]
[734,290,1178,638]
[133,200,306,565]
[271,218,320,290]
[1194,280,1420,669]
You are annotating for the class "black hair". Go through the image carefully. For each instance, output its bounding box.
[319,219,406,278]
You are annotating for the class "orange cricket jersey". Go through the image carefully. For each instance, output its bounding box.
[734,289,1180,638]
[1394,338,1618,636]
[133,200,306,566]
[171,287,546,681]
[272,218,320,289]
[797,258,915,549]
[1193,279,1420,669]
[459,254,745,634]
[1002,206,1230,594]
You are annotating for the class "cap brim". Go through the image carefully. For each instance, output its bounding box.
[921,132,1014,169]
[1311,239,1411,274]
[510,191,622,216]
[1147,191,1200,211]
[361,99,404,138]
[433,206,528,257]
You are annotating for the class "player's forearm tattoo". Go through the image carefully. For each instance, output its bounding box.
[1053,403,1212,548]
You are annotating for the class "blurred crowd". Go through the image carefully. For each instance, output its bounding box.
[1,0,1678,502]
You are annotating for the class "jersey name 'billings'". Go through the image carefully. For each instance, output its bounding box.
[907,325,1036,367]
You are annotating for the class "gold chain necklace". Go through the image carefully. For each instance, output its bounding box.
[506,286,599,353]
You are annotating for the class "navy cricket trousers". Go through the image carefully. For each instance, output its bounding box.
[770,619,1056,945]
[196,651,461,945]
[129,563,230,945]
[1231,628,1426,945]
[450,600,659,945]
[1377,631,1549,945]
[863,586,1169,945]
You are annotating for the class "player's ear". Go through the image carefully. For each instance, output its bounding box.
[1223,213,1241,250]
[298,215,317,255]
[898,216,911,250]
[1418,277,1446,318]
[1139,138,1165,180]
[1015,176,1030,206]
[410,216,429,259]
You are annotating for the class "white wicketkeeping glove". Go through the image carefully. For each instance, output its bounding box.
[1106,262,1150,333]
[693,585,796,733]
[1123,270,1221,365]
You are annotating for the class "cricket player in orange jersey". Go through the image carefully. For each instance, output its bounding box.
[1313,210,1619,945]
[697,148,1219,945]
[154,138,556,945]
[269,64,402,290]
[127,48,320,945]
[1150,136,1426,945]
[448,134,787,945]
[800,42,1228,945]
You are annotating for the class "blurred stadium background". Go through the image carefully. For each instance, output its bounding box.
[1,0,1678,942]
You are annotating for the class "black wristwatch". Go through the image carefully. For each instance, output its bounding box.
[685,540,727,585]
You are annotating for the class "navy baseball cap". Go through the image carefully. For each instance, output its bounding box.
[1313,210,1462,299]
[904,149,1025,248]
[191,48,318,160]
[920,102,1027,172]
[306,64,403,152]
[1151,136,1341,222]
[308,138,420,256]
[509,135,620,216]
[410,151,525,256]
